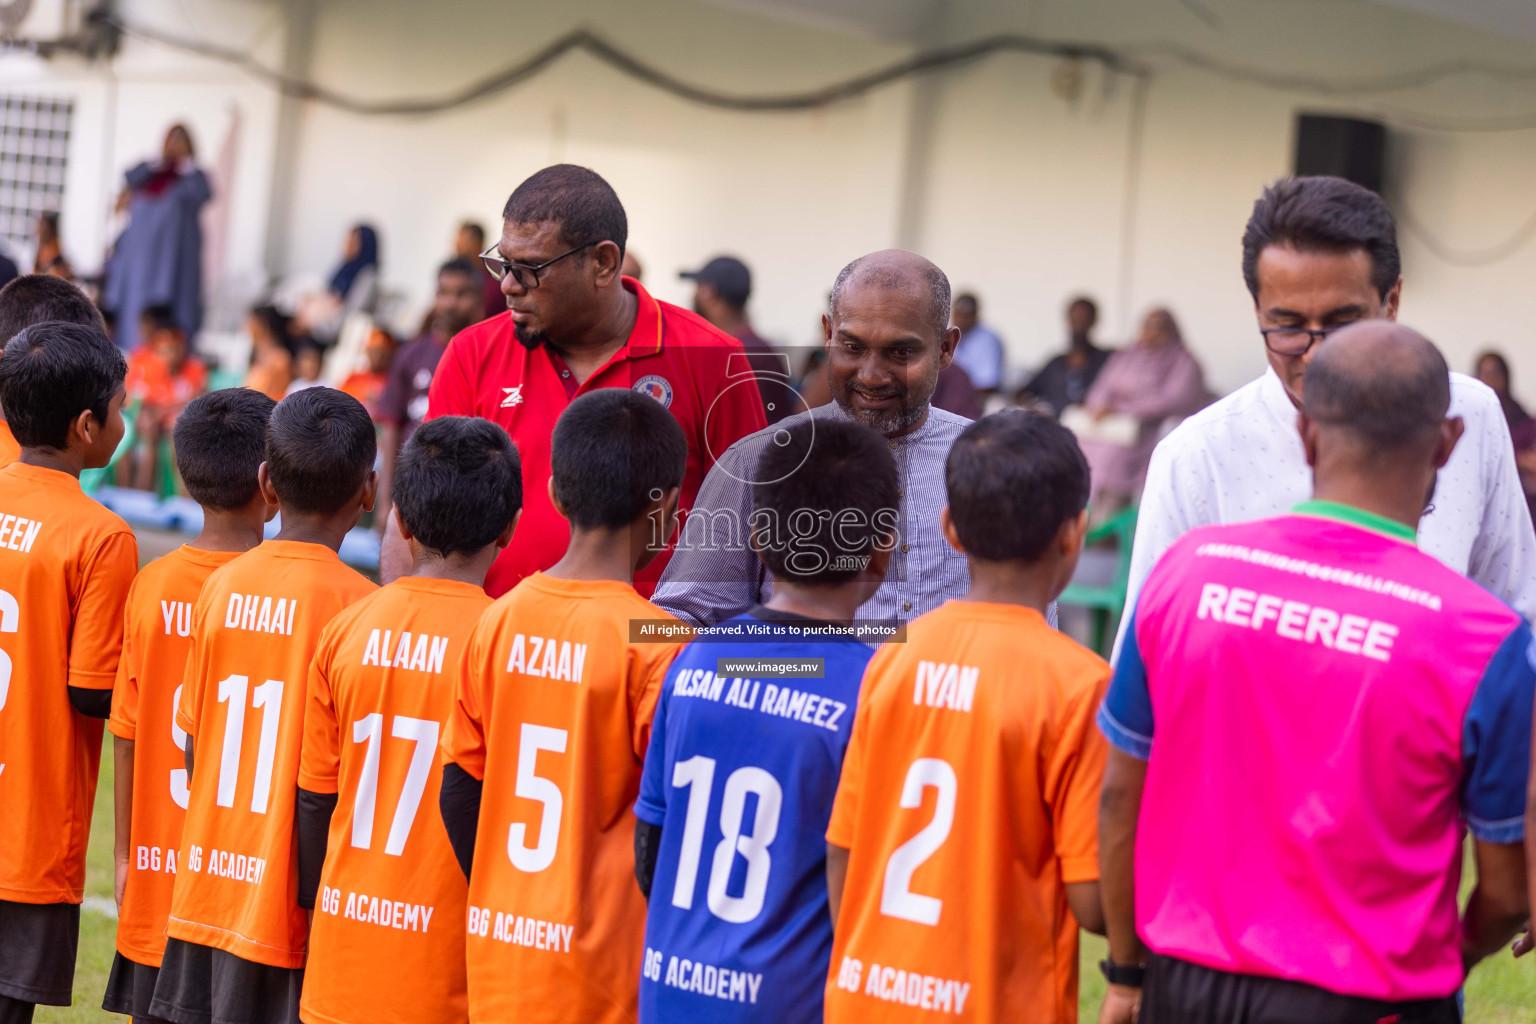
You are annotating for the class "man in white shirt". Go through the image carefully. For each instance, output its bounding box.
[1116,176,1536,657]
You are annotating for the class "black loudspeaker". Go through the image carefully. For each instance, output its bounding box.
[1293,114,1386,194]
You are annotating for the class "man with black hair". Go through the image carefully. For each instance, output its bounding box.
[823,409,1109,1024]
[296,416,521,1024]
[105,388,278,1024]
[656,248,981,628]
[1097,322,1532,1024]
[376,257,487,527]
[1118,176,1536,662]
[0,321,136,1024]
[633,418,896,1024]
[151,388,379,1024]
[401,163,765,598]
[1019,295,1110,417]
[951,291,1005,395]
[440,388,688,1024]
[452,220,503,319]
[0,274,108,468]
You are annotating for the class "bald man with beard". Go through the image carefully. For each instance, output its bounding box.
[1097,321,1532,1024]
[653,249,976,627]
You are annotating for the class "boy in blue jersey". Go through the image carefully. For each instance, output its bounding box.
[633,417,899,1022]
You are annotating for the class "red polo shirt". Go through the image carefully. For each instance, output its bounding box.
[426,276,767,597]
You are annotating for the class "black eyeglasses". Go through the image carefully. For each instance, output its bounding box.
[1259,323,1353,357]
[479,242,593,289]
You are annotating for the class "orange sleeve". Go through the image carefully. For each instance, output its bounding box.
[107,583,143,740]
[67,530,138,690]
[298,624,343,795]
[827,651,891,848]
[176,591,215,737]
[628,640,682,760]
[1046,663,1112,884]
[440,620,490,780]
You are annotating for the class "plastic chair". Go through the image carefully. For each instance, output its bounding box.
[1058,505,1139,657]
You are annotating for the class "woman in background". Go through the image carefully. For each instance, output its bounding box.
[1076,307,1208,510]
[103,123,211,349]
[294,224,380,344]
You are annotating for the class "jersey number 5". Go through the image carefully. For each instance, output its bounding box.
[507,723,568,873]
[880,758,957,926]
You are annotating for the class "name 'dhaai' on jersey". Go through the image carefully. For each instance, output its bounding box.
[361,628,451,674]
[505,633,587,684]
[224,593,297,635]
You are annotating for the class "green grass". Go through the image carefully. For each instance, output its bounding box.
[32,752,1536,1022]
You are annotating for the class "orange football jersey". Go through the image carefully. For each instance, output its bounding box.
[0,420,18,469]
[298,577,492,1024]
[110,545,242,966]
[823,602,1109,1024]
[0,462,137,903]
[167,540,376,968]
[440,573,679,1024]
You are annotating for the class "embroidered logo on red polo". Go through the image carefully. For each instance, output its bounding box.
[633,375,673,408]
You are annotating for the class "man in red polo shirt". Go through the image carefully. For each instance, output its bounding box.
[379,164,766,596]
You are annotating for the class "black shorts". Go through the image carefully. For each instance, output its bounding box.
[103,951,174,1022]
[0,898,79,1006]
[1140,953,1461,1024]
[148,938,303,1024]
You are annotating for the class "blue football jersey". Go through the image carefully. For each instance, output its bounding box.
[635,609,874,1023]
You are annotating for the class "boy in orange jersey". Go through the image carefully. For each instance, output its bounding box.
[0,274,110,470]
[0,321,136,1024]
[149,388,379,1024]
[824,410,1110,1024]
[103,389,278,1023]
[295,416,522,1024]
[439,388,688,1024]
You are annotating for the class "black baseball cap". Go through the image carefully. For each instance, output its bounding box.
[680,256,751,307]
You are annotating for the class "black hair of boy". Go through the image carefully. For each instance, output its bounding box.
[0,321,126,449]
[139,303,179,337]
[751,419,898,585]
[393,416,523,556]
[945,409,1089,562]
[0,274,107,344]
[265,387,377,515]
[174,388,278,509]
[550,389,687,530]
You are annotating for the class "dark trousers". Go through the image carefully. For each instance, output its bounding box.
[0,995,32,1024]
[1140,953,1461,1024]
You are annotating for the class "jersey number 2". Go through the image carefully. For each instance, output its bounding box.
[880,758,957,926]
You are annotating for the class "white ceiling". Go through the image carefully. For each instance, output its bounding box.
[1368,0,1536,43]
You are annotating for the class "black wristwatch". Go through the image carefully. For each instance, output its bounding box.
[1099,959,1146,988]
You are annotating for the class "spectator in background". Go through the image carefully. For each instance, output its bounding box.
[376,258,485,528]
[1475,350,1536,521]
[682,255,801,424]
[34,212,70,280]
[621,249,644,281]
[454,220,504,320]
[0,250,16,292]
[243,304,294,401]
[339,327,396,416]
[1075,308,1207,509]
[103,123,211,350]
[294,223,380,345]
[1019,295,1112,417]
[286,345,325,395]
[951,291,1005,394]
[126,304,208,491]
[931,360,983,419]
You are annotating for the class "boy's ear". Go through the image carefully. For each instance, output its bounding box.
[359,470,379,514]
[1059,508,1090,562]
[939,506,965,555]
[496,509,521,550]
[257,462,280,507]
[864,537,895,583]
[546,477,565,519]
[394,507,415,543]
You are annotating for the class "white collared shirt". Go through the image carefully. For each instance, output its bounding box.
[1114,367,1536,658]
